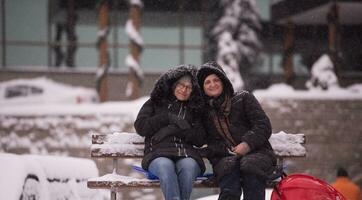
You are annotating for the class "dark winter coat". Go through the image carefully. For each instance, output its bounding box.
[197,61,277,179]
[134,65,206,173]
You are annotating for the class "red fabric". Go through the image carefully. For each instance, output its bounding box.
[271,174,346,200]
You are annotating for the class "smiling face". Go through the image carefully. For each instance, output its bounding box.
[203,74,223,98]
[173,79,193,101]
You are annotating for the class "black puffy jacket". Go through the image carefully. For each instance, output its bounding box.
[197,62,277,178]
[134,65,206,173]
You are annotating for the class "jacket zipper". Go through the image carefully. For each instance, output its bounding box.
[172,102,188,157]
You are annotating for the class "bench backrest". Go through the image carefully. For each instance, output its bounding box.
[90,131,306,158]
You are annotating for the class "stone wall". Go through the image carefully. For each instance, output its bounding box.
[260,98,362,187]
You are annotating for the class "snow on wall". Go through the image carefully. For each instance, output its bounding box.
[0,98,148,155]
[0,115,133,154]
[269,131,306,156]
[254,83,362,100]
[0,96,148,117]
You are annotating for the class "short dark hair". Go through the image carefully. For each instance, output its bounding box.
[337,167,349,177]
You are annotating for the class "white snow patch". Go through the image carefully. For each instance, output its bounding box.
[125,20,144,46]
[0,153,100,200]
[126,54,144,79]
[130,0,143,7]
[270,131,306,156]
[306,54,339,90]
[254,83,362,100]
[89,173,154,185]
[0,96,148,118]
[0,77,98,105]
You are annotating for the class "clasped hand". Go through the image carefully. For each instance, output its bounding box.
[231,142,250,156]
[168,113,191,130]
[152,113,191,143]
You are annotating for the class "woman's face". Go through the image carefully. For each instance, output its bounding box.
[203,74,223,97]
[174,79,193,101]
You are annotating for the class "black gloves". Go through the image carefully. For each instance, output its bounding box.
[152,124,180,143]
[151,114,192,143]
[168,113,191,130]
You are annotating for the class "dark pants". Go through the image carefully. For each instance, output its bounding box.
[218,164,266,200]
[54,23,77,67]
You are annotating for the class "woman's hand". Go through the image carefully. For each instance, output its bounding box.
[168,113,191,130]
[232,142,250,156]
[152,124,180,143]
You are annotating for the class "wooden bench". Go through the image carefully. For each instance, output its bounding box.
[87,131,306,200]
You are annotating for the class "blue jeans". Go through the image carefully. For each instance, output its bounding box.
[148,157,201,200]
[218,163,266,200]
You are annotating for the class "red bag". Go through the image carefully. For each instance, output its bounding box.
[271,174,346,200]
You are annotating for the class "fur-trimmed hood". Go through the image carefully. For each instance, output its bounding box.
[197,61,234,96]
[150,64,204,111]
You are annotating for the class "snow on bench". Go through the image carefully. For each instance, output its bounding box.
[87,131,306,199]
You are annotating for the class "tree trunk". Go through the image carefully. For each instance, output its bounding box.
[127,4,142,99]
[282,19,295,85]
[66,0,77,67]
[327,1,340,79]
[97,0,109,102]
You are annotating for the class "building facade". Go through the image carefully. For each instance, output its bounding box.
[0,0,361,100]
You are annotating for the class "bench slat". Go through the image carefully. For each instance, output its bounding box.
[87,180,217,189]
[92,133,144,145]
[87,179,278,189]
[91,144,144,157]
[90,146,306,158]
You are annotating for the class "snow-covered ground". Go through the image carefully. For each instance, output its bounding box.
[0,77,361,200]
[0,153,104,200]
[196,190,273,200]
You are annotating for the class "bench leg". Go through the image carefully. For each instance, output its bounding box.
[111,190,116,200]
[277,157,284,169]
[113,158,118,174]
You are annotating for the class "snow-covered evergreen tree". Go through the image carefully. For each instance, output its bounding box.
[306,54,339,90]
[208,0,262,91]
